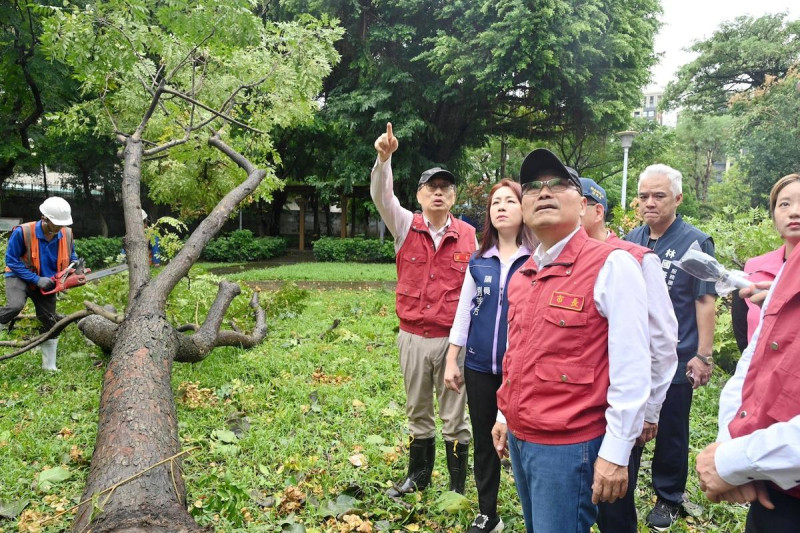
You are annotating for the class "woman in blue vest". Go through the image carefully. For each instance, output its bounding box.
[444,179,535,533]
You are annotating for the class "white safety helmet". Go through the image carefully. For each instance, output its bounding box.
[141,209,148,221]
[39,197,73,226]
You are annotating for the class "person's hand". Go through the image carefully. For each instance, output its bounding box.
[443,358,463,393]
[36,277,55,291]
[687,356,713,389]
[491,422,508,459]
[740,280,772,308]
[374,122,398,162]
[635,421,658,446]
[696,442,774,508]
[592,457,628,504]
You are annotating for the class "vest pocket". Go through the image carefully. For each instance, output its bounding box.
[538,307,589,353]
[766,367,800,423]
[397,282,421,300]
[518,361,596,431]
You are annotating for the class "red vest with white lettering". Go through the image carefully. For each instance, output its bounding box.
[497,228,616,444]
[728,245,800,498]
[395,213,476,338]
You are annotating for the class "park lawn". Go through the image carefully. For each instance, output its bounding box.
[0,265,747,532]
[225,262,397,282]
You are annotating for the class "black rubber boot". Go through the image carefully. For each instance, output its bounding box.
[445,440,469,494]
[386,437,435,497]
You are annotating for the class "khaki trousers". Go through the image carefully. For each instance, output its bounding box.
[397,330,470,442]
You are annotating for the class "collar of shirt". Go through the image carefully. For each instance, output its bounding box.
[423,213,451,238]
[483,244,532,263]
[533,225,581,269]
[34,220,61,242]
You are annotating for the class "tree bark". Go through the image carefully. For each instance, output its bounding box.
[73,310,204,533]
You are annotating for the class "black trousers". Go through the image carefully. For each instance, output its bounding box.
[0,276,58,331]
[652,381,693,504]
[465,367,503,518]
[597,382,693,532]
[596,445,643,533]
[745,484,800,533]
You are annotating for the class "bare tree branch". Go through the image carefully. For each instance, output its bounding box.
[175,290,266,362]
[160,88,264,134]
[0,310,92,362]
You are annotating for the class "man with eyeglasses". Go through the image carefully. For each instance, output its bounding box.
[624,164,717,530]
[491,149,651,533]
[370,122,476,498]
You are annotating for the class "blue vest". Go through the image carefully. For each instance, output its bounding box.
[464,252,529,375]
[626,215,716,381]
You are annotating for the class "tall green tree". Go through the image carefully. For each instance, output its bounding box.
[0,0,82,192]
[673,113,733,204]
[662,13,800,113]
[40,1,341,530]
[730,68,800,201]
[262,0,660,207]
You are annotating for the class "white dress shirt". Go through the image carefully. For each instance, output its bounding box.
[638,250,679,423]
[715,263,800,490]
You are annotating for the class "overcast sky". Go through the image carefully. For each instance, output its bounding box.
[648,0,800,90]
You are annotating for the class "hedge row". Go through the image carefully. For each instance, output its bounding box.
[312,237,395,263]
[74,236,124,268]
[201,230,287,262]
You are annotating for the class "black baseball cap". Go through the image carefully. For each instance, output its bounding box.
[519,149,582,194]
[419,167,456,187]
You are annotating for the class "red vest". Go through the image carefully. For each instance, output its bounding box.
[395,213,476,338]
[607,231,651,265]
[497,229,616,444]
[728,245,800,498]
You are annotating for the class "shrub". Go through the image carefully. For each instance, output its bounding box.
[201,230,288,262]
[312,237,395,263]
[74,236,124,268]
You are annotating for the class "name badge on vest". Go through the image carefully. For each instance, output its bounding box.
[453,252,470,262]
[549,291,584,312]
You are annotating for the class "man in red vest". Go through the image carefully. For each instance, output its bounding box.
[491,149,651,533]
[371,122,477,498]
[696,175,800,532]
[1,197,78,370]
[580,177,679,533]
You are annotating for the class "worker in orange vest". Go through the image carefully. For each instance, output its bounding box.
[1,197,78,370]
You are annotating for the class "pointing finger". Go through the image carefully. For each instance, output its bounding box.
[386,122,393,140]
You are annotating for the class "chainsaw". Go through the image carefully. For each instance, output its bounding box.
[41,258,129,295]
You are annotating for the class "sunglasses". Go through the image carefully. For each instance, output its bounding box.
[522,177,577,196]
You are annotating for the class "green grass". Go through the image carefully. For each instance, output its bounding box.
[226,262,397,282]
[0,267,749,532]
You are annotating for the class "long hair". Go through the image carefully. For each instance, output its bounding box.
[476,179,537,257]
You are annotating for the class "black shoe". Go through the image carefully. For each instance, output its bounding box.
[646,499,680,531]
[386,437,435,498]
[467,514,503,533]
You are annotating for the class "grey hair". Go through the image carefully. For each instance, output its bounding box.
[638,164,682,196]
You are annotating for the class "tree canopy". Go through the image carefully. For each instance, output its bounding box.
[662,13,800,113]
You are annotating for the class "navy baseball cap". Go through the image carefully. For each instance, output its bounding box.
[519,149,581,194]
[580,177,608,213]
[419,167,456,186]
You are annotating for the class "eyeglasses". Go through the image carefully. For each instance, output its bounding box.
[419,182,455,192]
[522,177,576,196]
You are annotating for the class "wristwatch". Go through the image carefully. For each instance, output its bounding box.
[695,354,714,365]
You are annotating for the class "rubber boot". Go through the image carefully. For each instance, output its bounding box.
[445,440,469,494]
[41,339,58,371]
[386,437,435,497]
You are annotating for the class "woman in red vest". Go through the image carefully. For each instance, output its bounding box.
[696,173,800,532]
